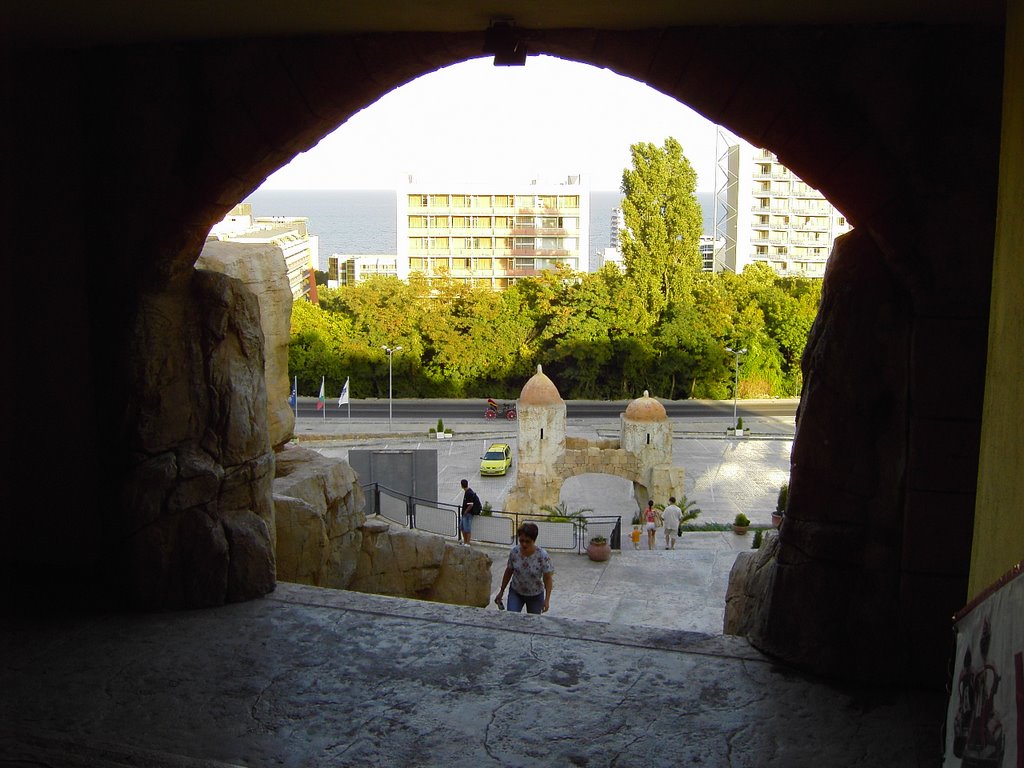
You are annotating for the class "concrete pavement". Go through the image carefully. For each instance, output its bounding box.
[0,408,951,766]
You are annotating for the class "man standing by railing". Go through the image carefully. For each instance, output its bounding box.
[460,479,481,546]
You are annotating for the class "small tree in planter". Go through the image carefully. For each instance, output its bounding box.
[540,501,592,542]
[733,513,750,534]
[773,483,789,528]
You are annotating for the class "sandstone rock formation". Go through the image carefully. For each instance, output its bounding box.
[349,519,493,607]
[197,241,296,449]
[724,531,780,636]
[273,444,366,588]
[120,269,277,608]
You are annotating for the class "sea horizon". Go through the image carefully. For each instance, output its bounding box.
[243,188,714,271]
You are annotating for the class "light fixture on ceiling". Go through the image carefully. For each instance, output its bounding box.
[482,19,527,66]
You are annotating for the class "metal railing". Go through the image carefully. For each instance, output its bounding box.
[362,482,622,553]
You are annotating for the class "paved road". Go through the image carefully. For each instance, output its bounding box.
[301,409,795,529]
[294,396,798,421]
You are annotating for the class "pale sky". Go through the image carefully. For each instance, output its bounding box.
[259,55,727,193]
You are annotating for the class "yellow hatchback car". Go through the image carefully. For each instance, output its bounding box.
[480,443,513,476]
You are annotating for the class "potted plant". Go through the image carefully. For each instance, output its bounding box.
[733,416,745,436]
[773,482,788,528]
[732,512,750,535]
[586,535,612,562]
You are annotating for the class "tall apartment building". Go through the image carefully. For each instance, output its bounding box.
[718,144,851,277]
[396,176,589,290]
[207,204,319,300]
[604,206,722,273]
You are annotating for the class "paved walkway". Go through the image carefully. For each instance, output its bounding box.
[2,582,944,767]
[0,408,949,766]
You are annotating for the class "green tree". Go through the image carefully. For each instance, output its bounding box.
[619,137,703,327]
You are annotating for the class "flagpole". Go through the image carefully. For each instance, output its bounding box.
[293,376,298,420]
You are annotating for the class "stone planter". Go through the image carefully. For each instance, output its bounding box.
[732,524,749,535]
[733,428,745,436]
[586,540,612,561]
[771,513,783,528]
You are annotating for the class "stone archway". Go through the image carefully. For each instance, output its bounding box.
[6,12,1015,690]
[503,368,685,515]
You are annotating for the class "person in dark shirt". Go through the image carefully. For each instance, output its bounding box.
[460,478,481,546]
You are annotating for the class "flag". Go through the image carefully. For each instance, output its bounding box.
[316,377,325,410]
[289,377,297,409]
[338,377,349,406]
[487,397,498,409]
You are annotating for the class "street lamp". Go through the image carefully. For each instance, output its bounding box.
[725,346,747,428]
[381,345,402,431]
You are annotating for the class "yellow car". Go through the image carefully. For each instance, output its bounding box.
[480,443,513,476]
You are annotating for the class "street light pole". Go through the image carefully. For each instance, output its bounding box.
[381,345,402,431]
[725,346,746,427]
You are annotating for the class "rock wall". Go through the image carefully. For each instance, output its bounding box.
[273,444,365,588]
[197,241,296,449]
[349,519,492,607]
[119,269,277,608]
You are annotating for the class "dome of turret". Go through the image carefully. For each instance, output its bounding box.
[624,390,667,421]
[519,365,563,405]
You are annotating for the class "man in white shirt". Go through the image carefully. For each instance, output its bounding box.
[662,497,683,550]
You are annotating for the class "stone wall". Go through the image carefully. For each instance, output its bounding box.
[197,241,297,449]
[118,269,277,608]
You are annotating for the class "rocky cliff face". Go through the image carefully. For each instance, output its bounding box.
[119,269,277,608]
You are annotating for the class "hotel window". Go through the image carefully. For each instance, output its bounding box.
[514,237,533,250]
[409,194,428,207]
[494,195,513,208]
[558,195,580,208]
[539,195,557,209]
[451,216,467,229]
[409,258,426,271]
[409,237,426,250]
[451,194,467,208]
[477,258,492,270]
[427,237,449,250]
[452,258,470,270]
[494,237,511,250]
[472,237,492,249]
[428,194,449,207]
[514,258,536,270]
[515,195,534,208]
[496,258,510,270]
[408,215,427,229]
[493,216,511,229]
[756,245,768,255]
[515,216,534,228]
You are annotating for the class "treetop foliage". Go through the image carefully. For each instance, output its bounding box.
[289,137,824,402]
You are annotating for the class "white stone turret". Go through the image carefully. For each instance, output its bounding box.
[516,364,566,468]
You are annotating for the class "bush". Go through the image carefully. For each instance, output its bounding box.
[776,483,789,514]
[437,418,445,432]
[752,529,763,549]
[734,513,750,527]
[481,501,493,517]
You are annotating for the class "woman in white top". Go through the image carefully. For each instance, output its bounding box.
[494,522,555,614]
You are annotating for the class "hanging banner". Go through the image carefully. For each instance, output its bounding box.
[943,562,1023,767]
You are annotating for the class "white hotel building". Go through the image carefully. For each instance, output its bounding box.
[396,176,589,290]
[206,204,319,300]
[718,144,851,277]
